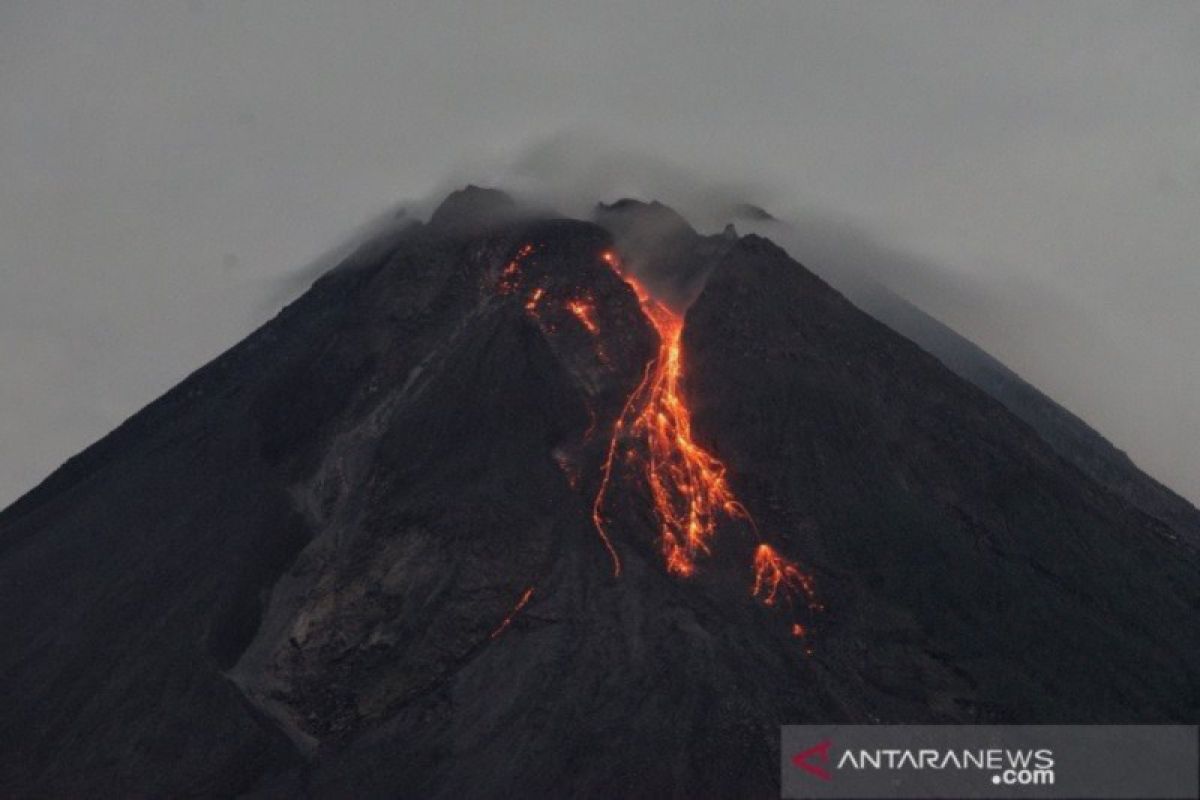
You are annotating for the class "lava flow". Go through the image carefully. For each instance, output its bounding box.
[753,543,821,610]
[496,242,819,620]
[566,296,600,335]
[593,250,820,614]
[498,243,534,294]
[593,271,742,578]
[490,586,535,639]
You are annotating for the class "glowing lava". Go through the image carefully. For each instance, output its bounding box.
[524,287,545,314]
[499,243,535,294]
[605,277,745,578]
[753,544,821,611]
[489,586,535,639]
[566,297,600,335]
[495,243,820,628]
[593,250,819,616]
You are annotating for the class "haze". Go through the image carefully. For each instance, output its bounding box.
[1,1,1197,507]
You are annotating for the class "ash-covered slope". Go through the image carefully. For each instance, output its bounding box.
[850,282,1200,548]
[1,188,1198,799]
[727,207,1200,548]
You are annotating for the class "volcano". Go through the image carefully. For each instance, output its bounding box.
[1,187,1198,798]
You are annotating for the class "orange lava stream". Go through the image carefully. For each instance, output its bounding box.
[489,586,535,639]
[621,281,746,577]
[566,297,600,335]
[753,544,822,611]
[524,287,545,314]
[591,361,651,577]
[497,243,820,626]
[498,243,534,294]
[593,251,819,615]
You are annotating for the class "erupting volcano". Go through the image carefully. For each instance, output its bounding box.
[2,186,1198,799]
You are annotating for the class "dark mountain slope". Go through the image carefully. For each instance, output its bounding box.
[728,207,1200,548]
[684,234,1199,724]
[0,189,1197,798]
[851,282,1200,548]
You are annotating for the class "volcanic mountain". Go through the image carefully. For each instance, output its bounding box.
[1,187,1197,798]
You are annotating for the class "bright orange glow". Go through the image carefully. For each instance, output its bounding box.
[593,252,819,616]
[591,361,651,577]
[628,287,742,576]
[499,247,822,636]
[752,544,820,610]
[499,243,535,294]
[489,586,535,639]
[592,260,751,576]
[566,297,600,335]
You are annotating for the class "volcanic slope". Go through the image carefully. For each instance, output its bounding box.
[0,187,1197,799]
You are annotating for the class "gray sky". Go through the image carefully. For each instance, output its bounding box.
[2,1,1198,508]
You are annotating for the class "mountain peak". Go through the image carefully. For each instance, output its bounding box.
[593,197,697,242]
[428,184,518,233]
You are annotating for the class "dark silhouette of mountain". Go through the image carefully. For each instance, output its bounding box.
[726,206,1200,549]
[850,282,1200,549]
[1,188,1197,798]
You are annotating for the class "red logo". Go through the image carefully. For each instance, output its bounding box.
[792,739,834,781]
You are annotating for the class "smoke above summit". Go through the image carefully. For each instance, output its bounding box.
[1,2,1198,509]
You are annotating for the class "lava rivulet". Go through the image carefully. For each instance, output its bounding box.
[753,544,821,611]
[524,287,545,314]
[490,586,535,639]
[592,251,819,617]
[498,243,534,294]
[566,297,600,335]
